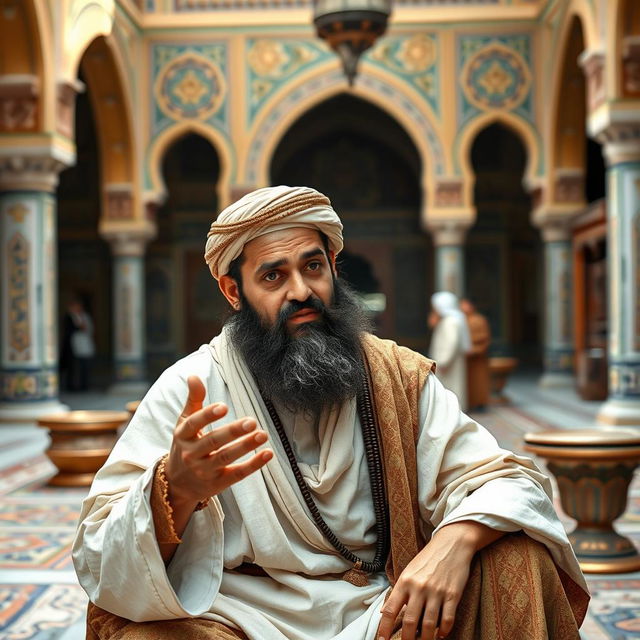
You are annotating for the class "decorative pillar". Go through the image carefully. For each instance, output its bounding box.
[538,223,575,388]
[429,222,468,297]
[595,123,640,425]
[0,156,69,421]
[105,232,152,397]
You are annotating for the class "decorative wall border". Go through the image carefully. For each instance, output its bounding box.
[245,65,445,187]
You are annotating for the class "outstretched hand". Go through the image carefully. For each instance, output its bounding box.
[165,375,273,513]
[377,522,504,640]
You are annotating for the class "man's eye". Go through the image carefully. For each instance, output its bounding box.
[264,272,279,282]
[307,261,321,271]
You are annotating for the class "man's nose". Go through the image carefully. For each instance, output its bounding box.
[286,271,312,302]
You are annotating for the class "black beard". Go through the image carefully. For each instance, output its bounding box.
[225,278,372,415]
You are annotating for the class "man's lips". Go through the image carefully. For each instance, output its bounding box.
[288,309,321,324]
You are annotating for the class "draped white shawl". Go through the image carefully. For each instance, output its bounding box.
[73,330,586,639]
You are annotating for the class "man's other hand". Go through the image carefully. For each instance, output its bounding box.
[377,521,504,640]
[166,375,273,512]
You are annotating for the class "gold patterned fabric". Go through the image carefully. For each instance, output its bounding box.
[361,334,589,633]
[387,534,585,639]
[86,603,249,640]
[360,333,435,584]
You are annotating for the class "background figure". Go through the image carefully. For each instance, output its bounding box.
[60,298,95,391]
[428,291,472,411]
[461,299,492,411]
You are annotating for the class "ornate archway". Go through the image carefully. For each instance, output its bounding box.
[245,63,444,218]
[270,92,431,351]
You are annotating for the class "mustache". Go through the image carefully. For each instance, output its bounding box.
[277,296,326,324]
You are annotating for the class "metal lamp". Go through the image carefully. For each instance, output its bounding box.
[313,0,392,86]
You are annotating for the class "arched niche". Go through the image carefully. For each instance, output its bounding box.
[465,122,541,366]
[146,133,226,379]
[270,93,431,352]
[147,121,233,210]
[457,112,541,191]
[0,0,45,133]
[245,64,443,211]
[56,65,113,389]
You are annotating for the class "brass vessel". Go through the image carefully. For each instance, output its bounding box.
[37,410,130,487]
[524,427,640,573]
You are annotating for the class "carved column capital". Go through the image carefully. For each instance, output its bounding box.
[0,74,39,133]
[0,154,68,192]
[596,121,640,166]
[427,220,470,247]
[532,205,575,242]
[433,179,465,209]
[104,183,135,221]
[101,224,156,257]
[552,168,585,207]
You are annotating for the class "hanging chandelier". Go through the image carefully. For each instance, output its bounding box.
[313,0,393,86]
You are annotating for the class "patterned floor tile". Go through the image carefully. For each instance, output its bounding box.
[0,530,75,569]
[0,456,55,496]
[0,503,81,528]
[0,584,87,639]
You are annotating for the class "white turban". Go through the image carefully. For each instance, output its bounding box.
[431,291,472,353]
[204,185,344,280]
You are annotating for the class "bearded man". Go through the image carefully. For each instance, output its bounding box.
[73,186,589,640]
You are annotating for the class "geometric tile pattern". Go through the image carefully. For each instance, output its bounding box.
[457,33,534,127]
[0,584,87,638]
[0,530,76,569]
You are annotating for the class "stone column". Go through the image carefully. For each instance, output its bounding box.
[0,156,69,421]
[106,233,151,397]
[596,124,640,425]
[538,223,575,388]
[429,222,468,297]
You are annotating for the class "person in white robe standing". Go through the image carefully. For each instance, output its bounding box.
[428,291,471,411]
[73,186,589,640]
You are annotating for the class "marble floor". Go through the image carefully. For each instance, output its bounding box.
[0,376,638,639]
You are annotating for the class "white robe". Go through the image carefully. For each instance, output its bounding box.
[429,315,468,411]
[72,333,586,640]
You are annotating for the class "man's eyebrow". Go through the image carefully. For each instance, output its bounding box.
[301,248,325,261]
[256,258,287,274]
[256,248,325,274]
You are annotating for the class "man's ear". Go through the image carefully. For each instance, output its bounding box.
[218,275,241,310]
[329,250,337,277]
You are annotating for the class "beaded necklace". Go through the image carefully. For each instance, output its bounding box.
[262,370,389,586]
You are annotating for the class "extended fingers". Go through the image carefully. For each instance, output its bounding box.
[177,402,228,440]
[208,429,268,467]
[179,376,206,419]
[215,449,273,492]
[193,417,262,456]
